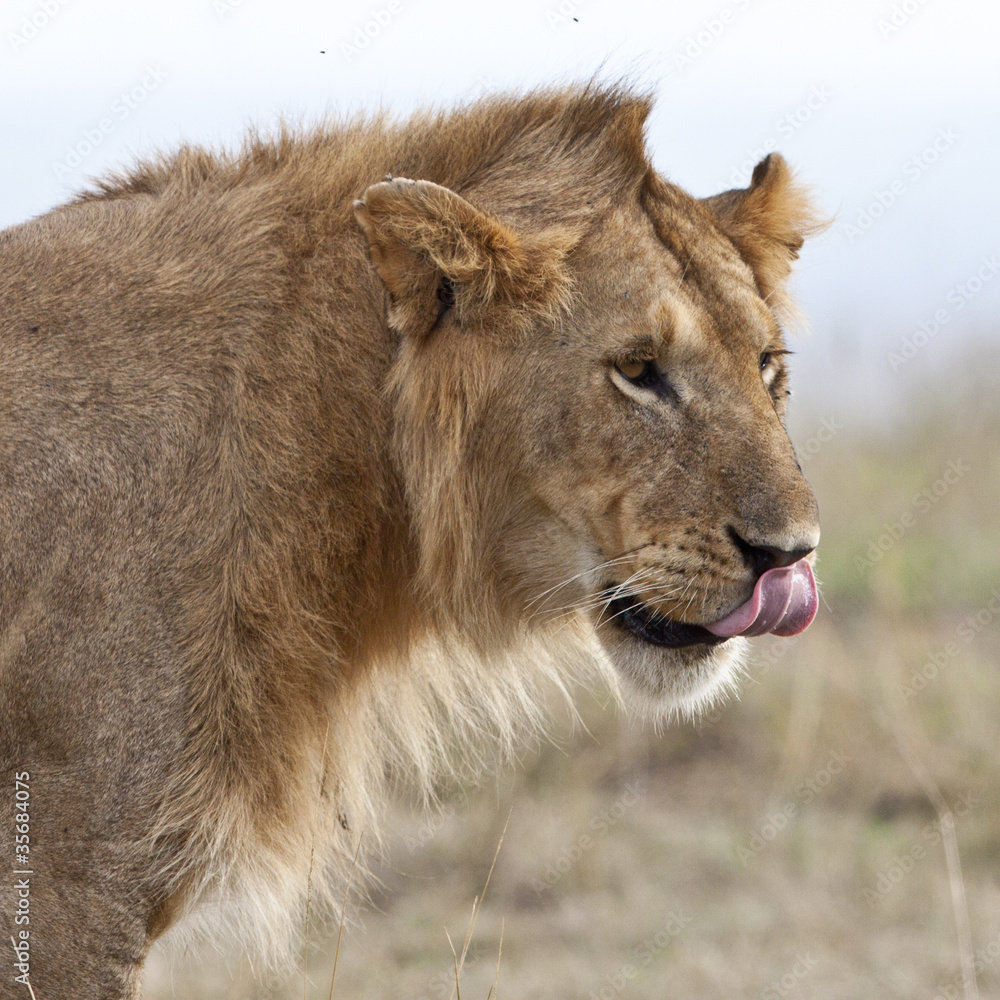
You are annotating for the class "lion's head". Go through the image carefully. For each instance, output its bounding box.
[354,90,822,720]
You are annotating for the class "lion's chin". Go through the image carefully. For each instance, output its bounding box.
[595,624,746,723]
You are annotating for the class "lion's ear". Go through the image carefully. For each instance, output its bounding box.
[702,153,825,303]
[353,177,576,338]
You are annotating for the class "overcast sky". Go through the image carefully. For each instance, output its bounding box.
[3,0,999,424]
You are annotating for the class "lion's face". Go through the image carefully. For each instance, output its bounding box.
[506,193,820,712]
[355,152,822,717]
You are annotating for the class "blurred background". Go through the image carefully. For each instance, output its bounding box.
[4,1,998,996]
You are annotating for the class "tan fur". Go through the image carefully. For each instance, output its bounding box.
[0,83,822,998]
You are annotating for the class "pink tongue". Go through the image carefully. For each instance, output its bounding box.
[704,560,818,639]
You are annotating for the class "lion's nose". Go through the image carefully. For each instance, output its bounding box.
[728,526,819,575]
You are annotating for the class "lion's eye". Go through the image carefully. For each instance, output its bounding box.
[760,348,791,377]
[615,359,666,391]
[610,356,676,401]
[759,348,791,409]
[617,359,649,381]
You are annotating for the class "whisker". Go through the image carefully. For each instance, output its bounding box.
[541,571,696,627]
[591,569,665,629]
[534,567,660,622]
[524,545,654,611]
[547,574,699,639]
[681,579,704,619]
[595,593,651,631]
[549,576,653,635]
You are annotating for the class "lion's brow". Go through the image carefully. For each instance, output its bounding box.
[652,301,690,347]
[615,333,659,359]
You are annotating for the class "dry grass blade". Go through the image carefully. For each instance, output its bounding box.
[327,836,363,1000]
[446,812,510,1000]
[487,918,504,1000]
[880,672,979,1000]
[445,927,462,1000]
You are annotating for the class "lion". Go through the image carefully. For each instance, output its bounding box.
[0,83,822,999]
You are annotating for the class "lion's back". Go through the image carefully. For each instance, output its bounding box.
[0,171,398,732]
[0,190,283,720]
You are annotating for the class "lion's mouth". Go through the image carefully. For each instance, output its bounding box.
[605,594,727,649]
[603,560,818,649]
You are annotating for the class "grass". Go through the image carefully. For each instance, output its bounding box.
[144,354,1000,999]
